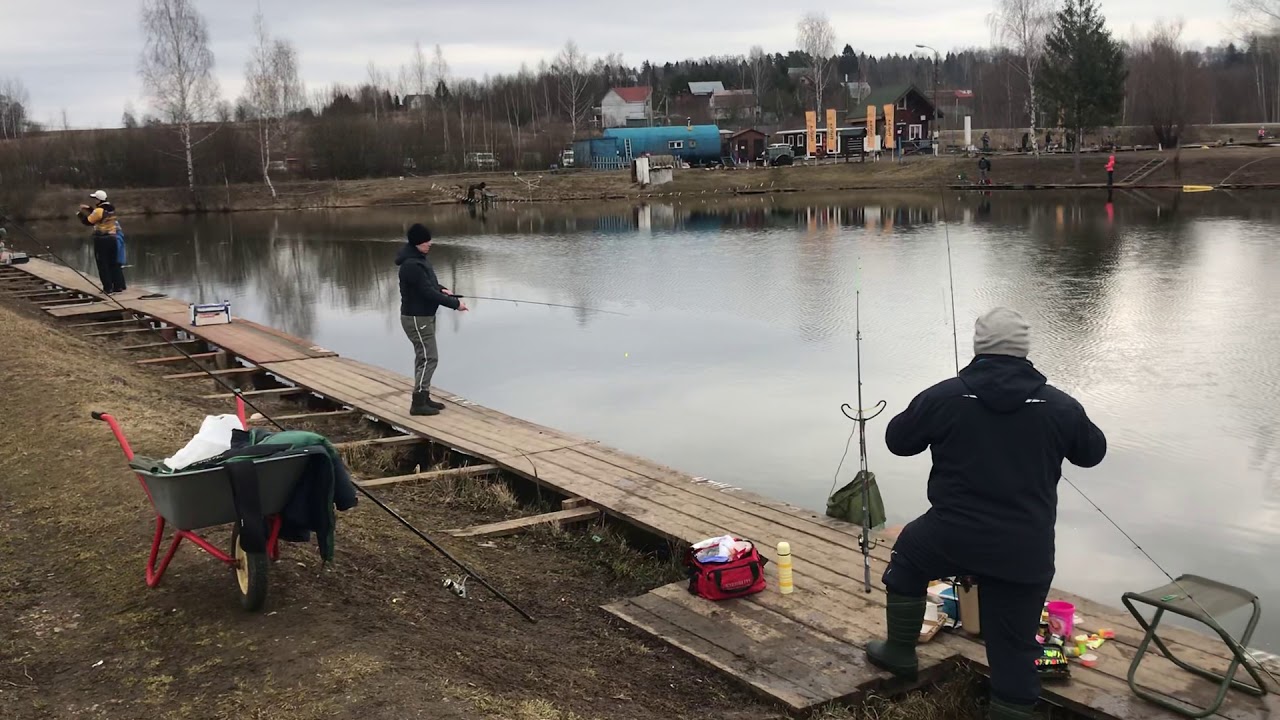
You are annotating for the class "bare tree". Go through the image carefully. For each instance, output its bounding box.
[245,11,304,198]
[431,44,451,161]
[989,0,1053,154]
[796,13,836,116]
[138,0,220,195]
[1232,0,1280,120]
[408,40,431,129]
[555,39,592,138]
[747,45,770,117]
[0,77,30,139]
[1128,20,1201,148]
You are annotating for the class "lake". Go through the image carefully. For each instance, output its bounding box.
[36,189,1280,652]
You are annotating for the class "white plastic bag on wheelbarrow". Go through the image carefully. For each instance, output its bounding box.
[164,414,243,471]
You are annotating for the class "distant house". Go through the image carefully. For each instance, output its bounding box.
[403,94,431,111]
[600,87,654,128]
[687,81,726,96]
[859,84,940,145]
[710,90,758,121]
[727,128,767,163]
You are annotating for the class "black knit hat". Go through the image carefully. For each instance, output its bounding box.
[407,223,432,245]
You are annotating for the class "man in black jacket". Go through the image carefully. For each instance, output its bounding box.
[396,223,468,416]
[865,307,1107,720]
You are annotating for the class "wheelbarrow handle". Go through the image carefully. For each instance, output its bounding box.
[91,411,136,461]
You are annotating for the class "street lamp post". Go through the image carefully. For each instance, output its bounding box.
[916,44,940,155]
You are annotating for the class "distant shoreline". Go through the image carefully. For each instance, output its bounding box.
[14,145,1279,221]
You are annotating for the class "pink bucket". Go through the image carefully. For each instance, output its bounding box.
[1046,600,1075,638]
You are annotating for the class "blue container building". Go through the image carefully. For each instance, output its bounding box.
[573,125,723,169]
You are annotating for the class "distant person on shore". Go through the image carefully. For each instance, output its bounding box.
[977,156,992,185]
[396,223,468,416]
[865,307,1107,720]
[76,190,126,295]
[981,131,990,151]
[1106,154,1116,190]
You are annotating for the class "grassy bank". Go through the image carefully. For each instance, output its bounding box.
[0,294,1000,720]
[12,146,1279,221]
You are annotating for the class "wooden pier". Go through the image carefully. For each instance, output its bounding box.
[3,258,1275,719]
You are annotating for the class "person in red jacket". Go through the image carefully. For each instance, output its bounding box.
[1105,155,1116,188]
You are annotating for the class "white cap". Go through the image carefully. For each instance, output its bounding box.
[89,190,107,202]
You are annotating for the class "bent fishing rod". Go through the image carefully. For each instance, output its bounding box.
[450,293,626,316]
[930,190,1278,682]
[0,216,537,624]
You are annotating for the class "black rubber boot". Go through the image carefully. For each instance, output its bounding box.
[409,391,439,416]
[425,396,445,410]
[865,593,926,681]
[988,696,1037,720]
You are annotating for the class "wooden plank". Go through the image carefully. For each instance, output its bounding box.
[7,289,72,298]
[561,497,591,509]
[626,591,862,708]
[448,506,600,538]
[67,318,139,328]
[41,299,98,308]
[136,351,221,365]
[84,327,159,337]
[163,366,261,380]
[248,409,356,423]
[356,463,499,489]
[201,387,307,400]
[602,599,825,711]
[332,435,422,450]
[119,339,201,351]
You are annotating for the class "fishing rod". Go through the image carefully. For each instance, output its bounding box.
[930,191,1278,683]
[839,289,887,593]
[451,294,626,316]
[0,216,537,624]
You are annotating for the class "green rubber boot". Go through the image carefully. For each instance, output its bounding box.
[988,696,1037,720]
[865,593,926,681]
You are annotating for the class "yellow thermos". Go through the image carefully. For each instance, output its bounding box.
[777,541,793,594]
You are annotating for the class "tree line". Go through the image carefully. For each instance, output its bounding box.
[0,0,1278,207]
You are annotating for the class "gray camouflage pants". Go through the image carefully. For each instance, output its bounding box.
[400,315,439,394]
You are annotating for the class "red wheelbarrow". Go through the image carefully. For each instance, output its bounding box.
[93,408,313,611]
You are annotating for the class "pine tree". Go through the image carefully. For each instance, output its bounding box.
[1037,0,1125,170]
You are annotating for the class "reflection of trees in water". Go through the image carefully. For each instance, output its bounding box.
[38,191,1278,351]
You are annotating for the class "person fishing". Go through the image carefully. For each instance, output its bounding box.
[396,223,468,416]
[865,307,1108,720]
[76,190,126,295]
[977,155,992,185]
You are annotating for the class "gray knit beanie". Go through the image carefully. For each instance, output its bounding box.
[973,307,1031,358]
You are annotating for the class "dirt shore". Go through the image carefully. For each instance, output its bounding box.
[0,294,990,720]
[13,145,1279,221]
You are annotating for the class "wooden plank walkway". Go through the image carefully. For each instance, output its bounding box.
[18,259,337,363]
[4,260,1275,719]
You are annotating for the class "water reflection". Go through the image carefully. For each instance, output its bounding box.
[34,189,1280,650]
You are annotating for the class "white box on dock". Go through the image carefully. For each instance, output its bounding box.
[189,301,231,327]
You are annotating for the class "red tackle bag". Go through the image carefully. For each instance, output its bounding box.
[684,539,768,601]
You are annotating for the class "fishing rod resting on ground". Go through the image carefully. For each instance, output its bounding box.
[930,189,1278,683]
[450,294,626,316]
[0,216,537,624]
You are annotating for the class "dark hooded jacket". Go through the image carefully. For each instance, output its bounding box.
[885,355,1107,583]
[396,244,460,316]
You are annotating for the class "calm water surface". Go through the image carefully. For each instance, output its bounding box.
[40,190,1280,651]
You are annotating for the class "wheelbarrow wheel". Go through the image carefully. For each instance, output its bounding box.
[230,525,268,611]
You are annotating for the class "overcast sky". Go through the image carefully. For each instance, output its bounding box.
[4,0,1240,129]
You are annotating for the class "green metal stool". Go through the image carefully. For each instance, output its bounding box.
[1121,574,1268,718]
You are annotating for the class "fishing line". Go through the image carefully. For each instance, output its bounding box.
[451,294,626,316]
[0,217,537,624]
[931,193,1277,682]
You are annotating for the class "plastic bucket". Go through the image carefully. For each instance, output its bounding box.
[1046,600,1075,638]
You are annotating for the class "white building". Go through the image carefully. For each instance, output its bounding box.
[600,87,653,128]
